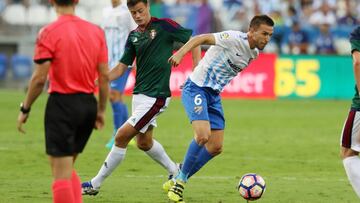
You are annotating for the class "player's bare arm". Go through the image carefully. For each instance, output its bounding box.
[169,34,215,67]
[353,51,360,91]
[17,61,50,134]
[190,37,201,69]
[108,62,129,81]
[95,62,109,130]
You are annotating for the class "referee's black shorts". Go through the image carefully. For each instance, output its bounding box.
[45,93,97,157]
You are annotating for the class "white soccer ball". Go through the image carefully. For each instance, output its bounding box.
[237,173,266,201]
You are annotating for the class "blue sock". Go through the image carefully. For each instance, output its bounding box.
[111,102,128,131]
[188,147,214,178]
[176,139,203,182]
[118,102,128,127]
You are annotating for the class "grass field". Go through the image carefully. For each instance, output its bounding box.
[0,89,358,203]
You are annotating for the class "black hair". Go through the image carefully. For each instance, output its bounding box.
[54,0,77,6]
[127,0,148,7]
[249,15,274,29]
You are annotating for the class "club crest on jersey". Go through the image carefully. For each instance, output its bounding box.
[149,29,157,39]
[194,106,203,114]
[220,32,230,40]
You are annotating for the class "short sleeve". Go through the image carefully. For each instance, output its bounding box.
[214,31,239,49]
[120,33,136,66]
[33,28,54,62]
[161,18,192,44]
[350,27,360,54]
[98,30,108,63]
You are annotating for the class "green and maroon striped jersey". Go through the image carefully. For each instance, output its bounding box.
[120,17,192,98]
[350,27,360,109]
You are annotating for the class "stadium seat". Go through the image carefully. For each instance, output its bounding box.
[331,26,354,39]
[27,5,49,26]
[2,4,27,25]
[0,54,7,80]
[11,54,32,80]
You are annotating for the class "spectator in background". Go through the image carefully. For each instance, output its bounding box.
[284,21,310,54]
[309,2,336,26]
[255,0,282,15]
[223,0,242,10]
[312,0,336,11]
[196,0,214,34]
[150,0,164,18]
[337,2,358,27]
[218,0,253,31]
[225,7,249,32]
[299,0,314,28]
[315,23,336,54]
[284,6,299,27]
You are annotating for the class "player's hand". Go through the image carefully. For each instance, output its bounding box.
[168,52,183,67]
[17,112,29,134]
[94,111,105,130]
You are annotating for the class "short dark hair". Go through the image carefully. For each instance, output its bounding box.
[54,0,77,6]
[249,15,274,29]
[127,0,148,7]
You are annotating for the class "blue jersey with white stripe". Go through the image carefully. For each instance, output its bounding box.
[190,31,259,92]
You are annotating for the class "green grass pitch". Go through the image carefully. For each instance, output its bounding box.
[0,89,358,203]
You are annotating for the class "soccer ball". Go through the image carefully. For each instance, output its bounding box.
[237,173,266,201]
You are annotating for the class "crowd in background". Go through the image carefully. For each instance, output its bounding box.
[1,0,360,55]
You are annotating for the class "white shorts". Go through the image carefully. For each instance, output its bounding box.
[340,109,360,152]
[127,94,170,133]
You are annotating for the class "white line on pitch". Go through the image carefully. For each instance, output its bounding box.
[122,175,347,182]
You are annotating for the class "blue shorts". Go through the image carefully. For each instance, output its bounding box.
[181,79,225,130]
[110,68,131,93]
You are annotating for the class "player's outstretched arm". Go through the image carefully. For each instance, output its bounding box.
[108,62,129,81]
[191,45,201,69]
[169,34,215,67]
[17,61,50,133]
[353,51,360,94]
[95,62,109,130]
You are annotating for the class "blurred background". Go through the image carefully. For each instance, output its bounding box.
[0,0,358,99]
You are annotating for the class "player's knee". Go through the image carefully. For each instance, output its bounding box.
[340,147,359,159]
[195,136,209,145]
[208,145,223,156]
[136,139,152,151]
[114,135,122,146]
[109,90,123,103]
[194,130,211,145]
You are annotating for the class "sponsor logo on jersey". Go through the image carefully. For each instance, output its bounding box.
[220,32,230,40]
[194,106,203,114]
[132,37,138,43]
[150,29,157,39]
[227,59,242,72]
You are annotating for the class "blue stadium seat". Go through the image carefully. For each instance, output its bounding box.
[11,54,32,80]
[0,54,7,80]
[331,25,355,39]
[302,25,320,43]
